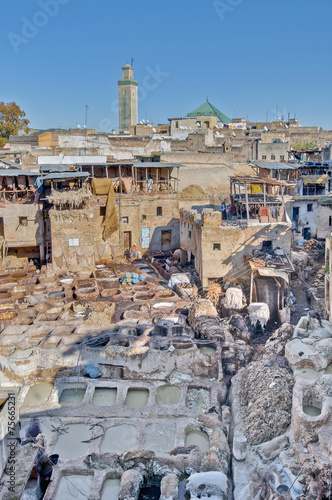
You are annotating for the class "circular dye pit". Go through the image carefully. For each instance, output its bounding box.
[76,287,99,300]
[152,302,175,309]
[59,388,86,406]
[198,346,216,356]
[144,422,176,456]
[296,368,322,381]
[101,288,121,299]
[125,389,149,408]
[92,388,117,406]
[303,405,321,417]
[101,424,137,454]
[325,363,332,375]
[101,479,121,500]
[187,388,211,412]
[23,382,54,406]
[133,293,155,303]
[185,430,210,452]
[156,385,181,406]
[53,424,93,459]
[290,340,316,355]
[60,278,74,285]
[54,475,93,499]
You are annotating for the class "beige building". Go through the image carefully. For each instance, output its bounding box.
[180,208,292,289]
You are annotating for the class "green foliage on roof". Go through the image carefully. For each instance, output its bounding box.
[186,100,231,124]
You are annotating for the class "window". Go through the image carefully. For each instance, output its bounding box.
[68,238,80,247]
[142,214,147,220]
[262,155,267,160]
[271,155,276,160]
[188,230,192,238]
[307,204,313,212]
[19,217,28,226]
[122,216,129,223]
[175,121,179,129]
[0,217,3,237]
[213,243,221,250]
[100,207,106,217]
[157,206,162,216]
[262,240,273,251]
[280,155,284,160]
[329,216,332,227]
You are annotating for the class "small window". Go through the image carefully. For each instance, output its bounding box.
[188,230,192,238]
[175,121,179,128]
[142,214,147,220]
[68,238,80,247]
[262,240,273,250]
[122,216,129,223]
[100,206,106,217]
[329,216,332,227]
[0,217,3,237]
[213,243,221,250]
[280,155,284,160]
[19,217,28,226]
[307,204,313,212]
[157,206,162,216]
[271,155,276,160]
[262,155,267,160]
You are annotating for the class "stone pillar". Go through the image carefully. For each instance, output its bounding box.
[39,244,45,264]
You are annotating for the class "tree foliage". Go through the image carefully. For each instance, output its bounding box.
[292,140,318,151]
[0,101,30,140]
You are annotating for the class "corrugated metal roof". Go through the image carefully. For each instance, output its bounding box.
[40,164,78,172]
[0,169,38,177]
[132,162,185,168]
[42,172,89,180]
[252,161,296,170]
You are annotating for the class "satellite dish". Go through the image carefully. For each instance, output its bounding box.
[285,124,288,129]
[147,120,149,123]
[77,124,81,129]
[140,121,143,124]
[264,126,268,132]
[142,119,145,123]
[153,127,157,133]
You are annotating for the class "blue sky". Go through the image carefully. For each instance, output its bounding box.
[1,0,332,131]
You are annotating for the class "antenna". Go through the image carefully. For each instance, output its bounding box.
[131,57,134,68]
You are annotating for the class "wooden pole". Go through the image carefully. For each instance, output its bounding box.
[263,183,266,206]
[245,185,250,220]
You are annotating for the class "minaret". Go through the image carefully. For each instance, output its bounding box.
[118,63,138,133]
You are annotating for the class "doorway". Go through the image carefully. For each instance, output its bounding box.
[161,230,172,251]
[123,231,132,251]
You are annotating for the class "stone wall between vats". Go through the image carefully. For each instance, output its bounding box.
[50,208,95,272]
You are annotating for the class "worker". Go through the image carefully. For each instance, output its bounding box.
[130,244,138,261]
[307,472,323,500]
[306,310,323,330]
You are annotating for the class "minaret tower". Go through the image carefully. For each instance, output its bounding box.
[118,62,138,133]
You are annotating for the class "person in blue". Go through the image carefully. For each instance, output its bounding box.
[221,200,227,220]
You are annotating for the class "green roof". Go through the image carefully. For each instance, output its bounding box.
[186,100,231,124]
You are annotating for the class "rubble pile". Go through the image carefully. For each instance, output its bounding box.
[237,360,294,444]
[265,323,294,356]
[188,299,225,340]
